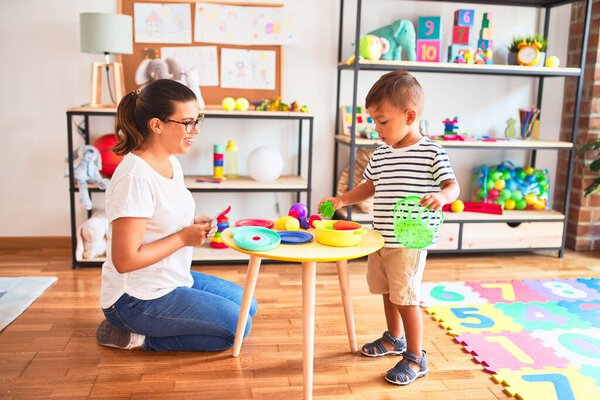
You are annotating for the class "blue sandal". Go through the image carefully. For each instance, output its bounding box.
[361,331,407,357]
[385,350,428,386]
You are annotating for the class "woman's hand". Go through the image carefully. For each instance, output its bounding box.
[179,222,211,246]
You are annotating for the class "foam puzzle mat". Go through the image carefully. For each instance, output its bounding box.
[421,278,600,400]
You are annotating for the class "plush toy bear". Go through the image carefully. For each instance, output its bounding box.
[76,213,108,260]
[368,19,416,61]
[65,145,110,210]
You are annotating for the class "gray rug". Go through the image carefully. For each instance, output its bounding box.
[0,277,57,331]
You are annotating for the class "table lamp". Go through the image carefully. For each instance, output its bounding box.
[80,12,132,107]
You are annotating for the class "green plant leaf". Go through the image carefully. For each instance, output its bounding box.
[578,140,600,154]
[584,178,600,196]
[590,159,600,171]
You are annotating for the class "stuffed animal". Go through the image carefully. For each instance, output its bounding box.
[76,213,108,260]
[346,34,390,64]
[65,145,109,210]
[135,58,206,109]
[368,19,416,61]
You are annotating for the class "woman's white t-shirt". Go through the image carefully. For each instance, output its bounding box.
[100,153,195,309]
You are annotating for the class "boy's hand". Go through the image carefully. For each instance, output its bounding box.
[420,193,447,211]
[319,196,344,211]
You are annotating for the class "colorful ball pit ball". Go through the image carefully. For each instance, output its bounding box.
[450,200,465,213]
[505,199,516,210]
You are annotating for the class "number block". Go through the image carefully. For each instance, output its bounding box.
[480,27,493,40]
[556,300,600,325]
[452,26,470,44]
[531,327,600,366]
[495,301,591,331]
[482,18,493,29]
[454,9,475,27]
[426,304,523,335]
[466,281,547,303]
[417,39,441,62]
[421,281,487,306]
[523,278,600,302]
[478,39,494,51]
[418,16,441,40]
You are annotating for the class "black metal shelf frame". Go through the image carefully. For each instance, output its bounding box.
[333,0,592,257]
[66,109,314,268]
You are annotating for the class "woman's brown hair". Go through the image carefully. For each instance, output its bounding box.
[114,79,197,155]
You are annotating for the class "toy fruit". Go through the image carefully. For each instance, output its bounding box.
[319,201,335,219]
[222,97,236,111]
[450,200,465,213]
[545,55,560,67]
[332,220,362,230]
[235,97,250,111]
[275,216,300,231]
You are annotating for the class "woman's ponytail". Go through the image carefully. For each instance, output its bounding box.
[114,89,145,156]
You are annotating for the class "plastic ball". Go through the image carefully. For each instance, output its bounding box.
[494,179,506,190]
[486,180,495,191]
[490,170,502,181]
[451,200,465,213]
[533,202,546,210]
[505,199,516,210]
[235,97,250,111]
[524,166,535,175]
[477,188,487,199]
[502,171,511,181]
[506,180,517,191]
[500,189,512,201]
[222,97,236,111]
[488,189,500,200]
[516,170,527,180]
[546,55,560,67]
[525,193,538,205]
[511,191,523,201]
[526,175,537,184]
[516,199,527,210]
[538,178,548,187]
[247,146,283,182]
[92,133,123,177]
[494,198,506,209]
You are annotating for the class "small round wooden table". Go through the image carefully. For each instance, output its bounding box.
[221,227,384,400]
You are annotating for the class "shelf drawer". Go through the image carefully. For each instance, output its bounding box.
[462,221,564,250]
[436,223,460,250]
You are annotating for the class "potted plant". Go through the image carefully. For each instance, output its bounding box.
[508,35,548,66]
[578,138,600,196]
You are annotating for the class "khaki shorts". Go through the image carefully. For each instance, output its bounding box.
[366,247,427,306]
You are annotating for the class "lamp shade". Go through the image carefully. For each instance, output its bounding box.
[80,13,133,55]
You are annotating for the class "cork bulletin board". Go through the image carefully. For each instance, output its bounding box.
[118,0,283,105]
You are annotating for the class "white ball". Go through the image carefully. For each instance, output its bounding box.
[247,146,283,182]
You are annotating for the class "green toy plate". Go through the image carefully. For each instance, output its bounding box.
[233,227,281,252]
[393,196,444,249]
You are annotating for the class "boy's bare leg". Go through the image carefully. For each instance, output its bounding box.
[380,293,405,351]
[397,304,423,372]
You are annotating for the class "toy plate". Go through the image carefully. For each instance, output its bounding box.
[279,231,313,244]
[233,227,281,252]
[235,218,275,229]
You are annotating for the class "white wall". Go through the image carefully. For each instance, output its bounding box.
[0,0,570,236]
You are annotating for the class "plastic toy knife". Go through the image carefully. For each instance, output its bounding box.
[207,205,231,239]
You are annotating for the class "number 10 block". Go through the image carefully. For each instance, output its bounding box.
[417,40,441,62]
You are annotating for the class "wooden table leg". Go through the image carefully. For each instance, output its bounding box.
[232,255,262,357]
[302,261,316,400]
[336,260,357,352]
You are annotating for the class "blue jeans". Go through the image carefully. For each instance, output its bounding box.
[102,271,258,351]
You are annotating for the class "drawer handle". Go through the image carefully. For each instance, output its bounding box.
[507,222,522,228]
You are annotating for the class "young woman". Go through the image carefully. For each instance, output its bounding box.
[96,79,257,351]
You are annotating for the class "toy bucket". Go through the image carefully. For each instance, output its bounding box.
[393,196,444,249]
[313,220,364,247]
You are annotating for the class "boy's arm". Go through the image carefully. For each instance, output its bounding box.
[420,179,460,211]
[321,180,375,210]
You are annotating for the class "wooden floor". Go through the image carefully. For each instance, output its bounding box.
[0,248,598,400]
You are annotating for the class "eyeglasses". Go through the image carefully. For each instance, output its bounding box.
[165,113,204,134]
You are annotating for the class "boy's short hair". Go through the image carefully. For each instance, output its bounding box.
[365,70,424,115]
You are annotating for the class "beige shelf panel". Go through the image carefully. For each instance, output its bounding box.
[335,135,573,149]
[67,106,313,118]
[337,208,565,223]
[184,175,307,190]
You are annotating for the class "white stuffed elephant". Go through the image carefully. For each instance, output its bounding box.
[135,58,205,108]
[76,213,108,260]
[65,145,109,210]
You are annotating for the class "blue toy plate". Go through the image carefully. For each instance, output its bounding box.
[233,227,281,252]
[279,231,313,244]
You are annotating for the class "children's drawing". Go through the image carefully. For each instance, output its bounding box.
[161,46,219,86]
[134,3,192,44]
[220,48,276,90]
[194,2,294,45]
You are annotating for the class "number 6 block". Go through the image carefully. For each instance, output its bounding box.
[454,9,474,27]
[418,16,441,40]
[417,39,441,62]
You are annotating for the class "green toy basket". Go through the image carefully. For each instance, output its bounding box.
[393,196,444,249]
